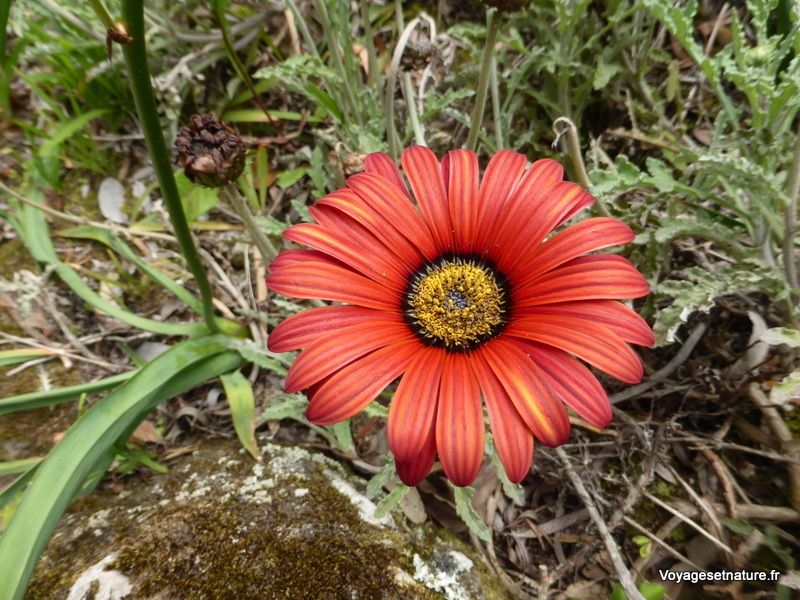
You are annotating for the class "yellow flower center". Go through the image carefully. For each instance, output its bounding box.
[407,259,507,349]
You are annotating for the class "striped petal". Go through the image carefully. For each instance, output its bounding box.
[402,146,454,252]
[316,189,426,270]
[516,217,635,286]
[516,340,612,428]
[396,425,437,486]
[513,255,650,307]
[387,346,445,463]
[305,341,418,425]
[516,301,655,347]
[347,172,439,261]
[436,353,484,487]
[364,151,409,195]
[267,249,398,310]
[505,313,643,383]
[285,320,413,392]
[471,356,534,483]
[284,218,407,291]
[442,150,480,253]
[479,339,570,447]
[474,150,529,250]
[268,305,397,352]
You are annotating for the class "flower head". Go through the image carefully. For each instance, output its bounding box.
[175,114,246,188]
[267,148,653,487]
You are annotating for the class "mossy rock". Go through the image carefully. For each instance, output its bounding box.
[27,440,510,599]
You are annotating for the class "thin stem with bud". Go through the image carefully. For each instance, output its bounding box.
[120,0,220,333]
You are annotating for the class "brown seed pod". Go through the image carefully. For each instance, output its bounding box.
[175,114,246,188]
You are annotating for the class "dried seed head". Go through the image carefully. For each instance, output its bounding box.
[483,0,526,10]
[400,41,439,72]
[175,114,246,188]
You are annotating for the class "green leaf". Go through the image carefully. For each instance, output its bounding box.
[174,170,220,221]
[220,370,260,461]
[0,348,56,367]
[0,335,244,600]
[593,60,622,90]
[254,215,288,236]
[225,339,289,375]
[0,370,136,416]
[276,167,307,189]
[451,484,491,542]
[374,484,409,519]
[760,327,800,348]
[770,370,800,405]
[366,461,397,500]
[258,394,308,423]
[331,420,354,451]
[0,457,42,478]
[639,582,667,600]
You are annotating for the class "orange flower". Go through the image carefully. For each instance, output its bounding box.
[267,148,653,487]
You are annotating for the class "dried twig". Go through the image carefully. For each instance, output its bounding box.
[748,384,800,512]
[555,447,644,600]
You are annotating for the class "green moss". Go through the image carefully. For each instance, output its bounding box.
[27,441,506,599]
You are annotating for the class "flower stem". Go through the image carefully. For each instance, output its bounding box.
[783,129,800,292]
[490,54,503,149]
[87,0,116,31]
[465,8,499,152]
[120,0,219,333]
[401,72,426,146]
[359,0,379,87]
[553,117,612,217]
[222,184,277,265]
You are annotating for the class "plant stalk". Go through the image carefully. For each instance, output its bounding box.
[222,184,277,265]
[120,0,219,333]
[783,130,800,291]
[465,8,499,152]
[359,0,379,87]
[553,117,612,217]
[401,72,426,146]
[490,54,503,149]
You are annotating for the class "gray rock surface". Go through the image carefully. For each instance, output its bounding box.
[27,440,509,599]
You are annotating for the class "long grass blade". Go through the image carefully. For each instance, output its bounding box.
[0,370,136,416]
[0,335,244,600]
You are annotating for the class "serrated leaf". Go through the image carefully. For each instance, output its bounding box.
[451,484,491,542]
[258,394,308,422]
[225,339,289,375]
[593,61,622,90]
[331,420,354,451]
[770,370,800,406]
[366,461,396,500]
[645,158,676,193]
[174,170,219,221]
[254,215,288,236]
[760,327,800,348]
[374,484,409,519]
[220,370,260,461]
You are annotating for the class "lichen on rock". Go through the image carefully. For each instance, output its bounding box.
[27,440,509,599]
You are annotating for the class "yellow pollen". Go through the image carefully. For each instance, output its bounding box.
[408,260,506,348]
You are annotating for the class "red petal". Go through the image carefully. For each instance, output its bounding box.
[388,346,445,463]
[364,152,409,195]
[505,313,643,383]
[442,150,480,253]
[396,425,437,486]
[474,151,529,250]
[268,249,398,310]
[316,189,426,269]
[436,353,484,487]
[268,305,394,352]
[285,319,411,392]
[305,341,418,425]
[401,146,454,252]
[497,181,592,275]
[471,356,534,483]
[516,217,635,286]
[516,340,612,428]
[516,301,655,347]
[513,255,650,306]
[479,339,570,447]
[284,219,407,291]
[347,172,439,261]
